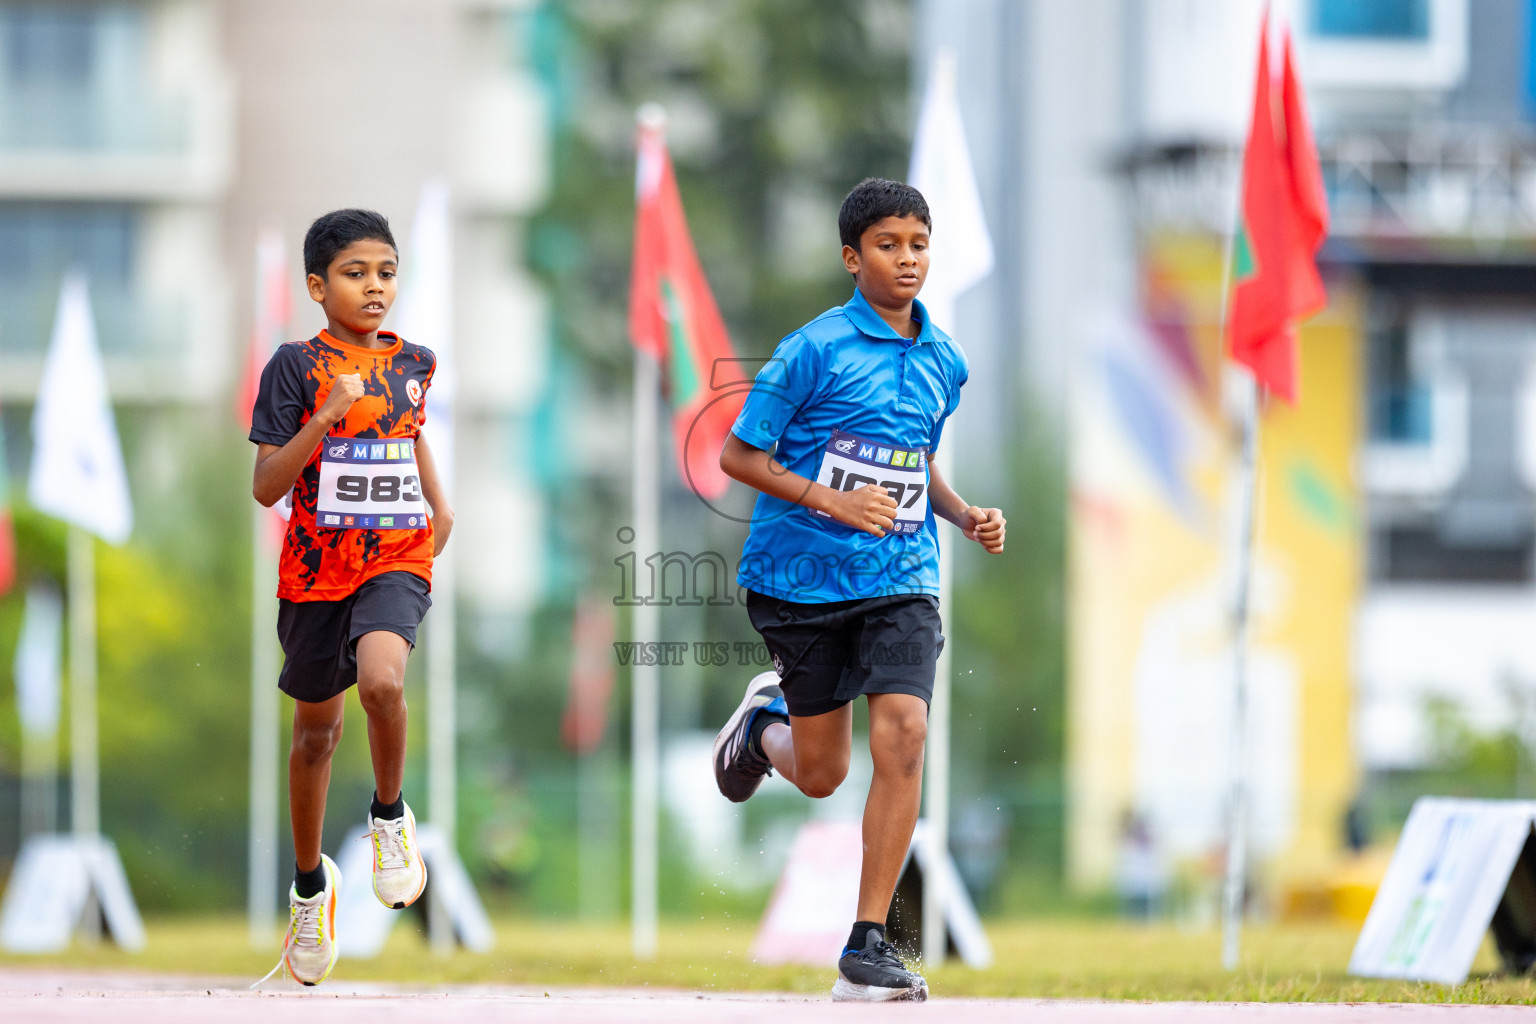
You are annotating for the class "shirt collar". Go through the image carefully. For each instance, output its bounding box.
[844,288,938,345]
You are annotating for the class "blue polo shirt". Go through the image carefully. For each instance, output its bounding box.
[731,289,969,604]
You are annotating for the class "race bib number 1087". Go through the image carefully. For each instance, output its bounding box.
[316,436,427,530]
[812,429,929,535]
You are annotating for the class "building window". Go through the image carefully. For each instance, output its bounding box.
[1376,526,1533,583]
[1299,0,1467,92]
[1369,316,1433,445]
[1311,0,1431,41]
[2,4,96,85]
[0,202,133,284]
[0,3,183,152]
[0,202,138,355]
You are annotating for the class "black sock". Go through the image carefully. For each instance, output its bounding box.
[846,920,884,953]
[748,708,787,758]
[294,862,327,900]
[371,790,404,821]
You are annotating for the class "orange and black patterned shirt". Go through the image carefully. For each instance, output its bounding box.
[249,330,436,601]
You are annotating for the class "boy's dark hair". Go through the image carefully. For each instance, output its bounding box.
[837,178,931,250]
[303,209,397,278]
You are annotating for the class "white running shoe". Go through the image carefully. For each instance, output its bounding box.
[257,853,340,988]
[368,800,427,909]
[712,672,786,803]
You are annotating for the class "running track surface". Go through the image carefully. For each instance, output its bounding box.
[0,970,1530,1023]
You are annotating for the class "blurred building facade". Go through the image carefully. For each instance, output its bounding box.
[926,0,1536,897]
[1036,0,1536,897]
[1318,0,1536,778]
[0,0,231,396]
[0,0,552,631]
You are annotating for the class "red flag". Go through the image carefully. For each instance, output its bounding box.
[629,116,743,500]
[236,229,291,429]
[238,229,293,542]
[1227,18,1329,405]
[561,599,616,754]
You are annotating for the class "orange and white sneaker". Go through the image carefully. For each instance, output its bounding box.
[255,853,340,987]
[368,800,427,909]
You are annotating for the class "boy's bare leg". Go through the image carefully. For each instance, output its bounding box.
[856,692,927,922]
[290,694,346,872]
[355,630,411,806]
[760,704,854,799]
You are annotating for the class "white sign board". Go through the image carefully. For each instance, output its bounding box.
[752,818,992,968]
[752,820,862,965]
[0,834,145,952]
[333,822,493,957]
[1350,797,1536,984]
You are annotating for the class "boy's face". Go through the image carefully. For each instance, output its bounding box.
[306,238,398,336]
[842,214,930,309]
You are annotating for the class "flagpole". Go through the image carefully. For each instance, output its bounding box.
[631,347,661,959]
[1217,89,1258,971]
[390,178,462,953]
[907,47,994,967]
[248,506,280,948]
[1221,374,1260,972]
[66,524,100,942]
[28,273,137,948]
[924,442,955,966]
[67,525,97,840]
[427,547,458,955]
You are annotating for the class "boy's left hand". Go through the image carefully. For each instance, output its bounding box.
[962,506,1005,553]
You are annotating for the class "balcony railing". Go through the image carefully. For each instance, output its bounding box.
[0,84,190,153]
[1119,127,1536,248]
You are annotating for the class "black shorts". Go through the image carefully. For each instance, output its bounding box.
[746,590,944,718]
[276,571,432,704]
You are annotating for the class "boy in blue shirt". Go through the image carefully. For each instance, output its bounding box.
[713,178,1005,1001]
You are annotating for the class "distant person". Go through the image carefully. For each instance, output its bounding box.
[248,209,454,986]
[1115,810,1167,921]
[712,178,1005,1001]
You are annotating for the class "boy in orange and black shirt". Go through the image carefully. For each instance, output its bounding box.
[249,209,453,986]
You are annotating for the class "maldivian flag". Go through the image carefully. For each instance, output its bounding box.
[236,229,293,535]
[235,229,290,430]
[629,115,742,500]
[1227,18,1329,405]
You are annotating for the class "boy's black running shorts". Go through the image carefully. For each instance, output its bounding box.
[745,590,944,718]
[276,570,432,704]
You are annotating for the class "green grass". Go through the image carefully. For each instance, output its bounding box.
[2,916,1534,1003]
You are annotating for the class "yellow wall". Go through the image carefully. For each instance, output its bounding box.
[1256,296,1363,883]
[1067,231,1362,892]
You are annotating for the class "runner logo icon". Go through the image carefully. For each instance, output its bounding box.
[329,442,350,458]
[835,438,857,453]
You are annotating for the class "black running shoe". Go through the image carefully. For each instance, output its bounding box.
[712,671,785,803]
[832,928,928,1003]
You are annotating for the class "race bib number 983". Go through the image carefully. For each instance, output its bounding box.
[812,429,929,535]
[316,436,427,530]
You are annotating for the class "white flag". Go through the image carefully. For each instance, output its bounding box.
[28,274,133,544]
[908,48,995,335]
[14,584,63,739]
[395,179,456,493]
